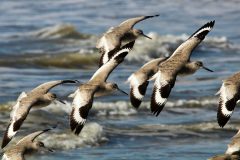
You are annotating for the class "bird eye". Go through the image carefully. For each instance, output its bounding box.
[39,142,44,147]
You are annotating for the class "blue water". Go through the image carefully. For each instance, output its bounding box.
[1,0,240,159]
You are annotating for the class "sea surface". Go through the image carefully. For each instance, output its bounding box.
[1,0,240,159]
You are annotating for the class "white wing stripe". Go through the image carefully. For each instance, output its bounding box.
[128,74,144,99]
[72,90,87,124]
[112,48,130,59]
[7,122,17,138]
[220,85,233,116]
[154,72,167,105]
[192,27,212,38]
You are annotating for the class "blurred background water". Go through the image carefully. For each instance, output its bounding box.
[1,0,240,159]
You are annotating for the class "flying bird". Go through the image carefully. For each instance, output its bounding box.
[128,58,213,109]
[2,129,53,160]
[70,41,135,135]
[150,20,215,116]
[2,80,78,149]
[96,15,159,67]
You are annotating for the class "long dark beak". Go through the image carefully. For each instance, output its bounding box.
[56,98,66,104]
[47,147,54,152]
[117,88,128,95]
[44,146,54,152]
[141,33,152,39]
[202,66,214,72]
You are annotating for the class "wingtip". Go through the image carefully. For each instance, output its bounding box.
[62,80,80,84]
[217,109,229,128]
[1,133,11,149]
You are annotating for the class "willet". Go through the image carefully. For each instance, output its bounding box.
[70,41,134,135]
[2,80,78,149]
[208,129,240,160]
[151,20,215,116]
[127,57,168,109]
[2,129,53,160]
[128,58,213,109]
[96,15,159,67]
[217,72,240,127]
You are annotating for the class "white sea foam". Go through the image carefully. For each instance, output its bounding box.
[41,123,108,150]
[29,24,91,39]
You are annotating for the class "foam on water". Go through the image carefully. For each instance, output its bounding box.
[28,24,91,39]
[0,24,235,69]
[41,123,108,150]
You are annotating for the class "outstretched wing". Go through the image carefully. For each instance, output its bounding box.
[30,80,78,95]
[170,20,215,61]
[119,15,159,29]
[128,73,149,109]
[217,82,240,127]
[92,41,135,82]
[70,88,94,135]
[150,71,176,116]
[98,39,134,67]
[17,128,51,145]
[2,98,37,148]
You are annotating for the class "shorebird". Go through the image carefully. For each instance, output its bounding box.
[96,15,159,67]
[208,129,240,160]
[150,20,215,116]
[2,129,53,160]
[128,58,213,109]
[2,80,78,149]
[217,72,240,127]
[70,41,135,135]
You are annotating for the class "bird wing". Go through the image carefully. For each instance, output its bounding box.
[3,153,23,160]
[97,32,122,67]
[30,80,78,95]
[128,73,149,109]
[217,81,239,127]
[93,41,135,82]
[17,129,51,145]
[169,21,215,61]
[119,15,159,29]
[70,88,94,135]
[150,71,176,116]
[2,97,37,149]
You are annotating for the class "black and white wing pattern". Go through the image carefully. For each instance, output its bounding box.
[2,96,36,149]
[128,73,149,109]
[188,20,215,41]
[150,71,176,116]
[217,82,240,127]
[98,40,135,67]
[70,88,94,135]
[169,21,215,61]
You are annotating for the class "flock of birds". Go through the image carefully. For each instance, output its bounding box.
[1,15,240,160]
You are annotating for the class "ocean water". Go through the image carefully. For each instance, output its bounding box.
[1,0,240,159]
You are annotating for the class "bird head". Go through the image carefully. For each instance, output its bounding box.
[133,29,152,39]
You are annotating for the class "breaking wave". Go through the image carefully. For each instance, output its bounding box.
[0,24,237,69]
